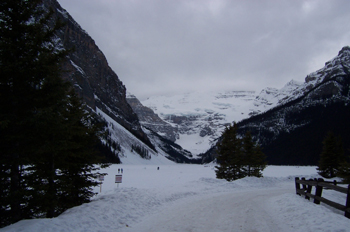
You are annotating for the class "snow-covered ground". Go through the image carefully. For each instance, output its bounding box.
[2,165,350,232]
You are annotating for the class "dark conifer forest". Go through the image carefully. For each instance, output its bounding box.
[0,0,108,227]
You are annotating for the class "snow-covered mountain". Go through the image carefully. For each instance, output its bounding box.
[133,46,350,165]
[47,0,350,165]
[139,91,254,155]
[126,93,178,142]
[47,0,195,164]
[204,46,350,165]
[138,82,307,155]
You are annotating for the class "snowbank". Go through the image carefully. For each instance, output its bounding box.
[2,165,350,232]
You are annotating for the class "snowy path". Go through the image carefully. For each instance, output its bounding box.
[121,187,290,232]
[3,165,350,232]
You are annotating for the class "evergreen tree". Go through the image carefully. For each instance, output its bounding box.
[26,90,106,218]
[54,91,108,214]
[215,126,232,180]
[251,144,267,177]
[0,0,108,226]
[215,124,266,181]
[242,131,255,176]
[317,132,345,178]
[337,160,350,184]
[241,131,267,177]
[0,0,64,223]
[215,123,243,181]
[25,49,72,218]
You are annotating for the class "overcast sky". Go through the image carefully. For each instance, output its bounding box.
[58,0,350,100]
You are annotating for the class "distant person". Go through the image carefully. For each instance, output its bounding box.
[118,168,120,173]
[157,167,159,170]
[121,168,123,173]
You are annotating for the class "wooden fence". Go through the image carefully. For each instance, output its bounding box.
[295,177,350,219]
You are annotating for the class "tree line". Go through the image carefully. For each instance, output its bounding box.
[0,0,108,227]
[132,144,151,159]
[317,132,350,182]
[215,122,350,183]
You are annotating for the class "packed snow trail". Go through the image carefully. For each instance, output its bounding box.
[2,165,350,232]
[120,188,291,232]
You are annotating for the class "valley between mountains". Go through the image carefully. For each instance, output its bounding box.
[132,82,303,155]
[2,1,350,231]
[128,46,350,165]
[46,0,350,165]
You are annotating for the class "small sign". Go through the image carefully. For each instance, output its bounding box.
[98,175,104,181]
[115,175,122,183]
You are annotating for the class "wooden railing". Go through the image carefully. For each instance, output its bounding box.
[295,177,350,219]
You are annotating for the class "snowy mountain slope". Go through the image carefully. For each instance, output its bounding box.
[203,46,350,165]
[140,85,305,155]
[141,91,258,154]
[141,46,350,164]
[43,0,196,164]
[97,104,196,165]
[47,0,149,142]
[45,0,350,165]
[43,0,158,157]
[126,93,178,142]
[3,165,349,232]
[96,108,173,165]
[142,127,200,163]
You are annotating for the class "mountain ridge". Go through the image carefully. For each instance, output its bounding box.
[203,46,350,165]
[137,81,310,155]
[47,0,350,165]
[47,0,195,164]
[134,46,350,165]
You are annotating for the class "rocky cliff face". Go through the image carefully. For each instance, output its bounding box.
[126,93,178,142]
[41,0,198,164]
[45,0,153,148]
[203,46,350,165]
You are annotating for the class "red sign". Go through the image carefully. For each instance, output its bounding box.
[115,175,122,183]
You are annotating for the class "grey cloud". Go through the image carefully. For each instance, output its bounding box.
[58,0,350,100]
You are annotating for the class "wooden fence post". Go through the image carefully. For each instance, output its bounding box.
[314,178,324,204]
[295,177,350,219]
[301,177,307,192]
[345,184,350,219]
[305,179,313,200]
[295,177,301,195]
